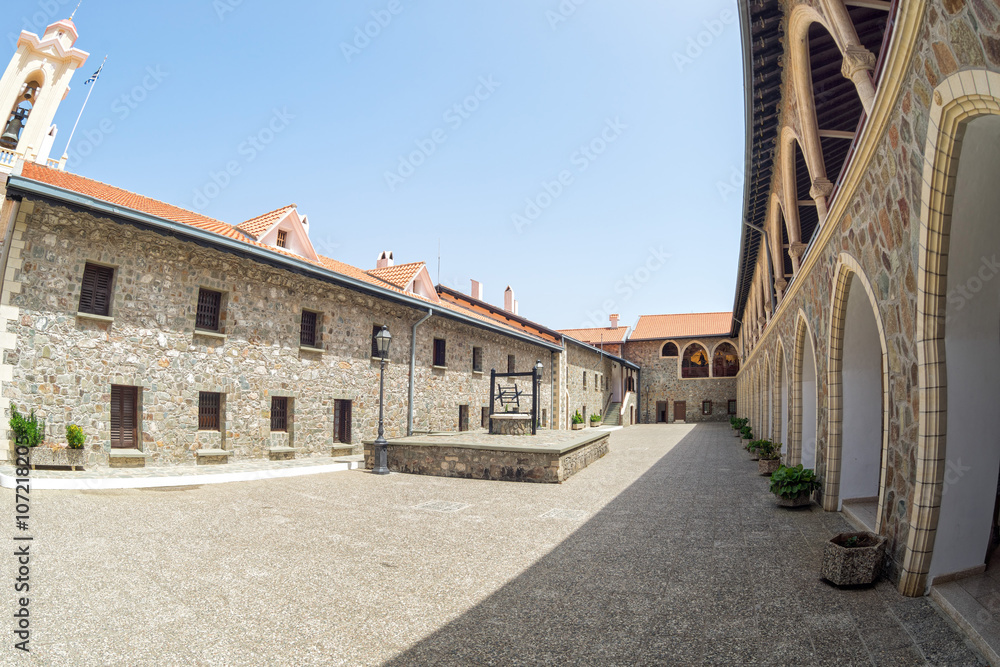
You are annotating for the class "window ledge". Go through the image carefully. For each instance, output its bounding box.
[108,449,150,458]
[472,370,483,375]
[370,356,391,363]
[76,311,113,323]
[300,346,324,354]
[194,329,226,340]
[432,365,448,370]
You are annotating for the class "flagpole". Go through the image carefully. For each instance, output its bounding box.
[61,55,106,165]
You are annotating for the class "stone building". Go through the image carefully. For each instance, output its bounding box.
[731,0,1000,616]
[623,313,739,425]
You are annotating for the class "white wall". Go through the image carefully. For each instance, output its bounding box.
[931,115,1000,580]
[840,279,883,501]
[801,333,817,469]
[780,358,788,455]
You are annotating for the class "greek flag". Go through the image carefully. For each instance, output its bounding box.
[84,63,103,85]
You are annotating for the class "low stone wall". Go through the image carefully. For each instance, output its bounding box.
[490,414,531,436]
[364,433,609,483]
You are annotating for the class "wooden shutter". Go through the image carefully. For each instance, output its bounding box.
[276,230,287,248]
[196,289,222,331]
[111,385,138,449]
[199,392,220,431]
[343,400,352,444]
[333,400,341,442]
[300,311,317,347]
[271,396,288,432]
[481,407,489,428]
[371,326,381,358]
[507,355,515,373]
[434,339,446,366]
[79,263,114,316]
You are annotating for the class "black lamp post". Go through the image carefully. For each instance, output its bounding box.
[534,359,543,432]
[372,325,392,475]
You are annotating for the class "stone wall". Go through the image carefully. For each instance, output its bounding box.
[4,198,553,466]
[735,1,1000,586]
[564,341,615,427]
[625,338,738,424]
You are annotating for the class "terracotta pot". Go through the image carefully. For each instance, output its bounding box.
[821,531,887,586]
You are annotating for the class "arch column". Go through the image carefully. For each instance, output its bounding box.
[822,0,878,113]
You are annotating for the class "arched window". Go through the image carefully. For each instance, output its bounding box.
[626,376,635,392]
[713,343,740,378]
[682,343,710,379]
[661,342,678,357]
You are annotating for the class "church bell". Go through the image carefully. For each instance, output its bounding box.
[0,109,27,149]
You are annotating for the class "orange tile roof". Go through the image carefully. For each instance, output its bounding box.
[368,261,424,289]
[630,312,733,340]
[15,164,557,348]
[557,326,629,344]
[21,162,251,242]
[235,204,296,239]
[436,287,562,345]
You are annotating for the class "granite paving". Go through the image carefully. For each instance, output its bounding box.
[0,424,984,665]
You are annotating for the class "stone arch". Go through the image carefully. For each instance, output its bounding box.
[660,341,679,358]
[790,310,818,469]
[824,253,890,521]
[774,337,788,457]
[762,352,772,440]
[711,341,740,378]
[901,70,1000,597]
[679,340,710,379]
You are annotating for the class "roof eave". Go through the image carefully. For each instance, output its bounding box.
[731,0,755,339]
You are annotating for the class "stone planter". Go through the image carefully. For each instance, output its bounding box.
[775,491,812,508]
[590,420,602,428]
[571,422,586,431]
[28,445,86,469]
[747,447,760,461]
[821,532,887,586]
[759,457,781,475]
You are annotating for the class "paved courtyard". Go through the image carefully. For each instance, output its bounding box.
[0,424,984,665]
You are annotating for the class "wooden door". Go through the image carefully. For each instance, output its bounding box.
[110,385,138,449]
[673,401,686,422]
[459,405,469,432]
[334,400,352,444]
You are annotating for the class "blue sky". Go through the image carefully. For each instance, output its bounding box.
[8,0,745,330]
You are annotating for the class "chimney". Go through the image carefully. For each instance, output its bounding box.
[514,300,519,316]
[470,279,484,301]
[504,286,514,312]
[610,313,619,328]
[376,251,394,269]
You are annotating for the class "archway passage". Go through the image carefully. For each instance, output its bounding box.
[930,115,1000,582]
[838,273,884,525]
[799,326,818,470]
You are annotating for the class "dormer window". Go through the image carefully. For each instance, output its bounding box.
[276,230,287,248]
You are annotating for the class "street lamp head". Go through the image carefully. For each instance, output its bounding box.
[375,326,392,359]
[534,359,543,375]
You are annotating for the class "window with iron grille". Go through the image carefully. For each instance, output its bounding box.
[271,396,288,432]
[433,338,446,367]
[472,347,483,372]
[199,392,221,431]
[276,229,287,248]
[334,399,352,443]
[196,288,223,332]
[300,310,318,348]
[79,263,114,316]
[507,355,515,373]
[371,325,382,358]
[728,399,737,415]
[702,401,713,415]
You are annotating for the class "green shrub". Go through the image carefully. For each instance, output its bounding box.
[9,404,43,448]
[769,464,820,499]
[66,424,85,449]
[732,417,748,431]
[590,414,601,422]
[572,411,584,425]
[756,440,780,460]
[740,425,753,440]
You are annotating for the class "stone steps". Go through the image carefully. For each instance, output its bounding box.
[603,402,622,426]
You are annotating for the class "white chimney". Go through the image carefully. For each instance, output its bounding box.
[514,300,519,316]
[504,286,514,312]
[376,251,394,269]
[471,279,484,301]
[610,313,619,328]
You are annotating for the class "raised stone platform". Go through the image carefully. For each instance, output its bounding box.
[363,429,609,483]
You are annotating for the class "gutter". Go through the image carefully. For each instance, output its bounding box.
[4,174,564,353]
[730,0,757,339]
[407,308,433,436]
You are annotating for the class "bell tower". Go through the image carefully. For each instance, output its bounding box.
[0,18,88,171]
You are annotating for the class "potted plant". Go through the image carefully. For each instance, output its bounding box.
[30,426,87,469]
[571,411,586,430]
[757,440,781,476]
[769,464,819,508]
[590,413,602,427]
[732,417,747,437]
[9,404,43,450]
[740,425,753,443]
[745,438,765,461]
[821,531,887,586]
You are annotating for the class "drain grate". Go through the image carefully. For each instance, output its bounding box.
[414,500,470,513]
[539,509,588,520]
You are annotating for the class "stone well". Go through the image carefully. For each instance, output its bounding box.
[490,413,532,436]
